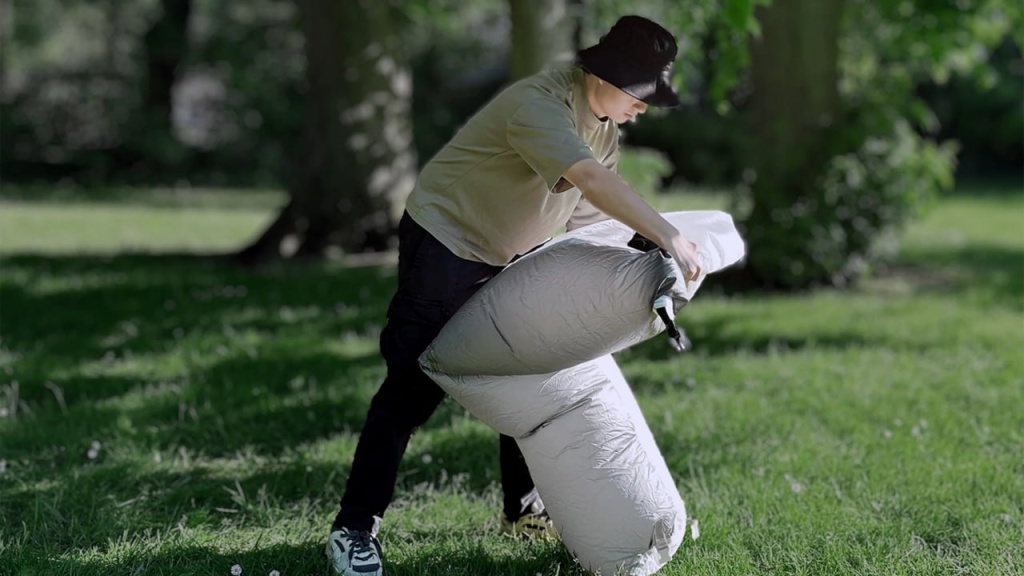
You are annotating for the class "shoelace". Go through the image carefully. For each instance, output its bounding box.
[345,531,377,563]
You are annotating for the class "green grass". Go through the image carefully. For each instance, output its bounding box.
[1,181,1022,576]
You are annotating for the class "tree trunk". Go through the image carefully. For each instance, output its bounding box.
[135,0,192,169]
[238,0,416,264]
[509,0,573,80]
[568,0,583,53]
[725,0,846,290]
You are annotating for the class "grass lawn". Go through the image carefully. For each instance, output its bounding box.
[0,179,1022,576]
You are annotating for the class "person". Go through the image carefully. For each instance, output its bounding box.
[325,15,703,576]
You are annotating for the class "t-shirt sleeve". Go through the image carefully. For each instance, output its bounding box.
[602,140,620,174]
[506,97,596,192]
[566,139,620,230]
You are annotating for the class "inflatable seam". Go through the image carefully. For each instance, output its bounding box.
[519,395,592,439]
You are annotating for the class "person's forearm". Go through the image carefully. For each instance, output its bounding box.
[565,158,703,280]
[569,161,680,249]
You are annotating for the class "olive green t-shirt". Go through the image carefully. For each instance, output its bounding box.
[406,65,620,266]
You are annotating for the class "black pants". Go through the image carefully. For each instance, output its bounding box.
[334,212,537,534]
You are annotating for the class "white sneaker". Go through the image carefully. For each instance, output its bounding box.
[500,507,560,541]
[326,528,384,575]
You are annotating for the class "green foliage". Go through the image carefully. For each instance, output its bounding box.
[812,109,957,283]
[403,1,510,165]
[3,0,1019,204]
[740,105,958,290]
[721,0,759,33]
[920,37,1024,174]
[708,0,767,109]
[841,0,1020,103]
[614,147,674,195]
[624,107,750,187]
[836,0,1023,172]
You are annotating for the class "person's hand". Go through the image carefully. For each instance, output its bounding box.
[665,234,702,282]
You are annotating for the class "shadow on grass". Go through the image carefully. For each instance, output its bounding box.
[18,538,586,576]
[0,184,286,211]
[620,319,881,363]
[385,542,586,576]
[891,243,1024,311]
[26,541,328,576]
[946,176,1023,197]
[0,252,390,388]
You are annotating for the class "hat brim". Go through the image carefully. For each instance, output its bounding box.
[578,45,681,109]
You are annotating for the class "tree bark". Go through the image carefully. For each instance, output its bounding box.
[568,0,583,53]
[134,0,192,169]
[725,0,846,290]
[238,0,416,263]
[509,0,573,80]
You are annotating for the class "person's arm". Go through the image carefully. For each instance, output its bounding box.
[564,158,702,280]
[565,146,619,231]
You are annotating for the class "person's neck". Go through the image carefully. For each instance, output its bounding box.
[584,74,607,122]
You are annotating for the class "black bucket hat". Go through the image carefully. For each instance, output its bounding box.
[577,15,681,108]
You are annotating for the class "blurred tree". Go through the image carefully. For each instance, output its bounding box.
[718,0,1019,290]
[738,0,847,288]
[915,30,1023,176]
[135,0,193,168]
[508,0,573,80]
[3,0,1019,276]
[236,0,416,262]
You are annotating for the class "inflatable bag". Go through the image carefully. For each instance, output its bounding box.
[419,211,744,575]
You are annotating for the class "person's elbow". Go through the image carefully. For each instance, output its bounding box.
[563,158,608,196]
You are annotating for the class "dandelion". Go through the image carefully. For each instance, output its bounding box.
[269,571,280,576]
[421,454,433,464]
[231,564,242,576]
[0,459,7,475]
[0,407,8,418]
[883,429,892,439]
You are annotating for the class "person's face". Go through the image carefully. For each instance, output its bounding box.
[590,78,649,124]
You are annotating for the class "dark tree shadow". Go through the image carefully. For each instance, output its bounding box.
[889,243,1024,311]
[0,252,392,396]
[0,185,285,211]
[385,541,587,576]
[22,538,587,576]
